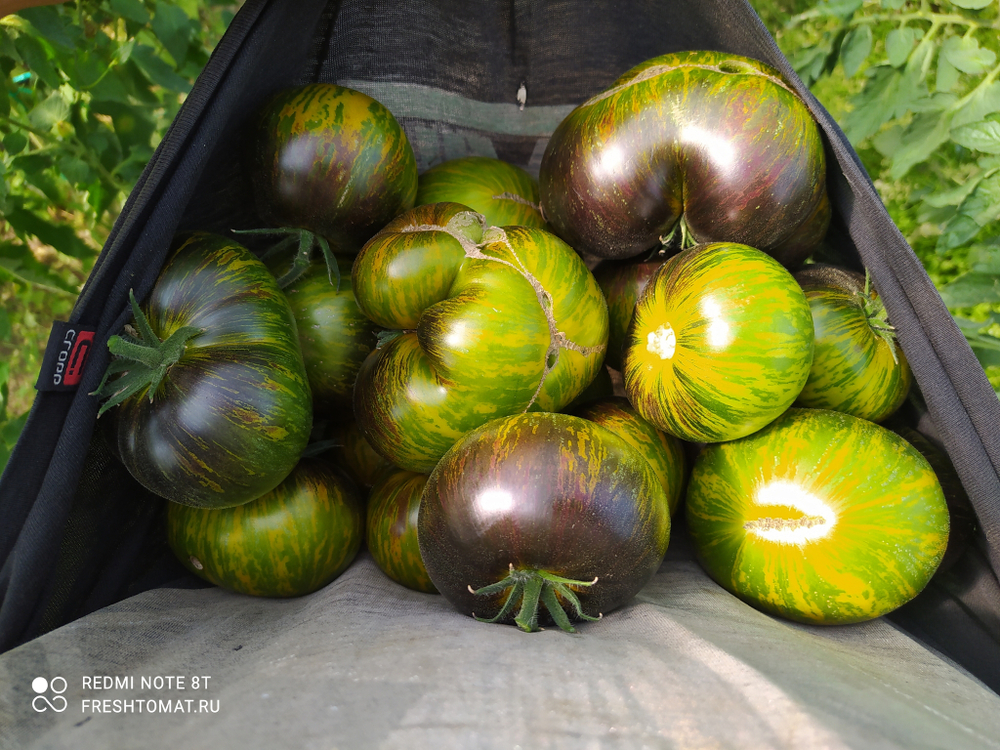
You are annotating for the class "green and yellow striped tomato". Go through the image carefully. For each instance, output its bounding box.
[167,458,364,597]
[352,202,608,472]
[622,242,814,443]
[366,467,436,593]
[418,412,671,630]
[686,408,949,625]
[328,419,394,493]
[574,396,687,516]
[539,50,829,265]
[250,83,417,254]
[416,156,546,229]
[109,233,313,509]
[793,265,912,423]
[282,256,380,413]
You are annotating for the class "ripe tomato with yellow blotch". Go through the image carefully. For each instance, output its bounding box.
[622,242,814,443]
[685,408,950,625]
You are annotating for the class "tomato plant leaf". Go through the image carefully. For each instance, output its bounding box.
[27,90,70,131]
[948,0,995,9]
[890,110,954,179]
[942,36,997,76]
[150,1,193,66]
[13,34,61,90]
[940,273,1000,306]
[130,44,192,93]
[17,7,79,51]
[881,0,906,8]
[2,131,28,155]
[952,117,1000,154]
[937,48,960,93]
[841,25,873,78]
[843,66,902,142]
[953,81,1000,128]
[110,0,152,24]
[3,205,93,259]
[886,27,917,68]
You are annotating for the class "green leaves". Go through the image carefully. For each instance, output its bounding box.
[948,0,995,9]
[952,116,1000,153]
[941,36,996,76]
[841,25,872,77]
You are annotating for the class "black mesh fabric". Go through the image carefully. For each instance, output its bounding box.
[1,0,999,694]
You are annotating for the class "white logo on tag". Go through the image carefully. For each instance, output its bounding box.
[31,676,68,712]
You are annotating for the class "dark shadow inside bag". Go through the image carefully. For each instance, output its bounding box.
[1,0,999,695]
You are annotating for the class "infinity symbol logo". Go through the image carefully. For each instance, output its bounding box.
[31,677,68,713]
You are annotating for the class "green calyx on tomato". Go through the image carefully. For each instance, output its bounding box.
[352,202,608,472]
[234,226,340,290]
[94,289,203,415]
[622,242,814,443]
[469,564,601,633]
[793,264,911,423]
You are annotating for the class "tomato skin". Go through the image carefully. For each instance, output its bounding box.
[352,203,608,472]
[574,396,687,516]
[685,408,949,625]
[329,420,393,492]
[167,458,364,597]
[592,257,664,371]
[113,233,313,509]
[251,83,417,254]
[622,242,814,443]
[793,270,912,422]
[540,51,829,265]
[282,257,380,413]
[416,156,546,229]
[366,467,437,593]
[418,412,671,624]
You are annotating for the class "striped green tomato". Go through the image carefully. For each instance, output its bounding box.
[282,256,380,412]
[107,233,312,509]
[793,265,912,423]
[539,50,830,265]
[352,202,608,472]
[685,408,949,625]
[416,156,546,229]
[574,396,687,516]
[167,458,364,597]
[366,467,437,593]
[328,419,393,493]
[622,242,814,443]
[250,83,417,254]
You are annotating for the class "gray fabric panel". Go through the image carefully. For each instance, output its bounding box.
[2,551,999,750]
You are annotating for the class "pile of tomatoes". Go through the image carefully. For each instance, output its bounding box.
[96,51,969,632]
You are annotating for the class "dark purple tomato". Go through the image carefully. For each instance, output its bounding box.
[418,412,671,632]
[540,51,830,266]
[250,83,418,254]
[99,233,312,509]
[366,467,437,593]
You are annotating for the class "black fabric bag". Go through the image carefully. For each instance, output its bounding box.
[2,0,999,705]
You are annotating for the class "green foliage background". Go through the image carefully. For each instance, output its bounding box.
[1,0,998,472]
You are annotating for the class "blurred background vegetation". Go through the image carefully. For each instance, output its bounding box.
[1,0,999,471]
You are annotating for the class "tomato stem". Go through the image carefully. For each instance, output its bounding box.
[859,270,900,365]
[468,563,602,633]
[234,227,341,290]
[92,289,203,416]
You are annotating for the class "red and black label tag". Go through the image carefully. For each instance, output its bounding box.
[35,322,98,392]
